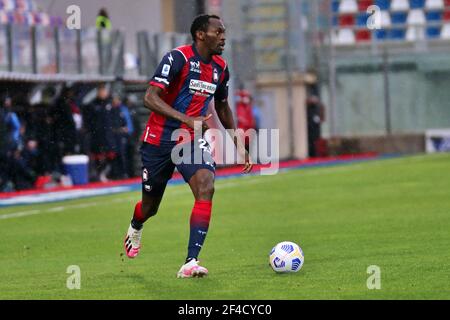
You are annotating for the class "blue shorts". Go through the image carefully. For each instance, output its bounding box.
[140,138,216,197]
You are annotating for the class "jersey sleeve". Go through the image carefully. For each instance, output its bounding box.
[149,50,185,90]
[214,66,230,102]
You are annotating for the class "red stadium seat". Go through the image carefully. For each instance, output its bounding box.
[339,14,356,26]
[356,29,371,41]
[443,9,450,21]
[358,0,373,11]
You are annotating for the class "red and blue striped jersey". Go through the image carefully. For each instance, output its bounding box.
[142,44,230,146]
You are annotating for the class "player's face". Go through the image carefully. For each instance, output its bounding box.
[205,18,226,55]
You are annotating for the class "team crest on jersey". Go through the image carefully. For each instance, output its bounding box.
[190,61,201,74]
[213,68,218,83]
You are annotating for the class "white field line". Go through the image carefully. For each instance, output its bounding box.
[0,161,369,221]
[0,179,261,220]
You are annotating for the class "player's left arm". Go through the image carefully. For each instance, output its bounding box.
[215,99,253,174]
[214,68,253,173]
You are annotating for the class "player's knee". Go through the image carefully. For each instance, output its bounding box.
[196,179,215,199]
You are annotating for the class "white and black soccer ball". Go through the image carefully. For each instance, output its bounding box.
[269,241,304,273]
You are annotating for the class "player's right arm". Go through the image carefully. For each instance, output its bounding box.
[144,51,210,130]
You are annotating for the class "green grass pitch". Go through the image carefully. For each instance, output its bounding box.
[0,154,449,299]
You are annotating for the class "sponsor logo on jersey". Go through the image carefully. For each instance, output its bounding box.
[154,77,170,85]
[162,64,171,77]
[189,80,217,97]
[190,60,201,74]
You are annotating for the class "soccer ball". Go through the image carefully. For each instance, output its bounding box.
[269,241,304,273]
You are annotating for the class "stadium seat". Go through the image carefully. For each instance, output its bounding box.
[425,0,444,9]
[358,0,373,11]
[332,0,340,13]
[406,25,426,40]
[443,9,450,21]
[375,29,388,39]
[338,28,356,44]
[391,0,410,11]
[407,9,426,25]
[426,11,443,21]
[339,0,358,13]
[391,12,408,24]
[374,0,390,10]
[339,14,356,26]
[426,26,441,37]
[389,28,406,39]
[441,23,450,38]
[356,12,369,26]
[356,29,371,41]
[409,0,425,8]
[380,10,392,27]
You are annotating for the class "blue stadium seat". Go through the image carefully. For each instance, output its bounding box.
[427,26,441,37]
[356,13,370,26]
[375,29,387,39]
[375,0,390,10]
[426,11,443,21]
[410,0,425,9]
[391,12,408,24]
[389,28,406,39]
[332,0,340,13]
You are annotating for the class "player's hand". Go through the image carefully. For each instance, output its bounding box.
[185,114,212,132]
[242,150,253,174]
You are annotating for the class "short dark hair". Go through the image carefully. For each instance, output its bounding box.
[190,14,221,41]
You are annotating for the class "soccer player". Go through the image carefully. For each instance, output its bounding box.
[123,14,253,278]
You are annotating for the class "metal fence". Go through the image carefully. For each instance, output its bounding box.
[0,24,129,79]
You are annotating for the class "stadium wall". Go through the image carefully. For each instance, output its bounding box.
[320,53,450,137]
[327,134,425,155]
[256,71,310,160]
